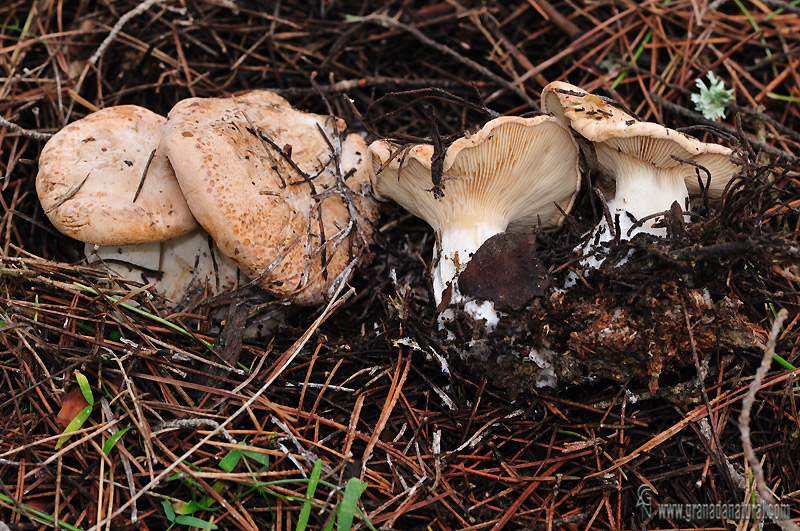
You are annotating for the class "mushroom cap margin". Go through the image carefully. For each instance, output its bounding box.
[541,81,740,198]
[368,114,582,235]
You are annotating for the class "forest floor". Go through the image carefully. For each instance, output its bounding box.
[1,1,800,530]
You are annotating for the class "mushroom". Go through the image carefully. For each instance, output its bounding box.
[37,105,197,244]
[86,230,240,305]
[159,90,379,305]
[368,115,581,307]
[36,105,240,304]
[541,81,740,240]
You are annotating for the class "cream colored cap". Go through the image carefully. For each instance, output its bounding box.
[36,105,198,245]
[160,91,378,304]
[542,81,739,197]
[369,115,581,234]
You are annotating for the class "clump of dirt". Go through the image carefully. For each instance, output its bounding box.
[442,157,797,398]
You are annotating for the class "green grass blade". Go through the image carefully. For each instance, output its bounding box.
[175,515,217,529]
[55,405,92,449]
[102,426,132,456]
[772,353,797,371]
[767,92,800,103]
[0,493,84,531]
[218,449,243,473]
[732,0,760,32]
[296,460,323,531]
[242,449,270,467]
[732,0,776,74]
[323,508,337,531]
[73,282,214,350]
[764,0,800,21]
[74,370,94,406]
[162,500,177,521]
[0,24,47,46]
[610,29,652,90]
[337,478,367,531]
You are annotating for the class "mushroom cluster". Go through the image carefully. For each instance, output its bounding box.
[37,92,378,307]
[367,81,741,338]
[36,104,238,305]
[36,80,743,391]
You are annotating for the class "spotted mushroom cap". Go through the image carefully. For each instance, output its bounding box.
[160,90,379,305]
[542,81,739,198]
[36,105,198,245]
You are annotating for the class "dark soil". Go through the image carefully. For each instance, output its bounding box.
[1,1,799,530]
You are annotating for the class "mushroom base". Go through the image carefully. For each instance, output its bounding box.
[446,287,761,399]
[440,236,764,399]
[433,220,508,305]
[85,228,242,307]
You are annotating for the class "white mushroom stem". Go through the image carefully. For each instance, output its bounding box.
[596,153,690,239]
[566,158,691,288]
[433,218,507,305]
[86,229,241,305]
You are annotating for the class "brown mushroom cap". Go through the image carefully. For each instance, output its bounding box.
[542,81,739,198]
[36,105,198,245]
[160,90,378,305]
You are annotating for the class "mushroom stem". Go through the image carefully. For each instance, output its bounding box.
[599,156,690,238]
[434,219,507,304]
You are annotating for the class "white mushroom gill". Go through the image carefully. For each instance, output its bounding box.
[369,115,581,308]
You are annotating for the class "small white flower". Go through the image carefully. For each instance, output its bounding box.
[691,71,734,120]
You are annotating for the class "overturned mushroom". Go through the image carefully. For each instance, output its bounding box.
[542,81,740,240]
[36,105,240,304]
[160,90,379,305]
[369,115,581,307]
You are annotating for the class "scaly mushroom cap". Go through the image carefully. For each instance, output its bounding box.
[542,80,639,137]
[369,115,580,304]
[542,81,739,198]
[160,90,379,305]
[36,105,198,245]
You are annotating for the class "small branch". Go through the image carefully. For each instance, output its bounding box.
[593,187,617,240]
[152,418,238,445]
[89,0,168,65]
[739,308,800,531]
[527,0,580,38]
[0,116,52,140]
[132,149,156,203]
[266,76,461,97]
